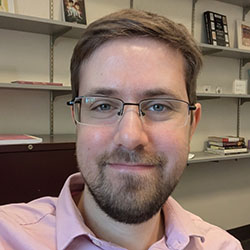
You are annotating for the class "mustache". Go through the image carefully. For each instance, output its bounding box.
[96,147,167,168]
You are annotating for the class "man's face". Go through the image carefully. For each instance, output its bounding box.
[76,38,200,224]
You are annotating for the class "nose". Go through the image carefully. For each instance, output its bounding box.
[113,108,149,151]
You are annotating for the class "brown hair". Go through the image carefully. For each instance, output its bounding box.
[70,9,202,104]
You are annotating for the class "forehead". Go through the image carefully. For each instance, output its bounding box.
[79,37,187,100]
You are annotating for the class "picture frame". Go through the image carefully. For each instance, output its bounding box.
[0,0,15,13]
[62,0,86,25]
[232,79,248,95]
[236,20,250,50]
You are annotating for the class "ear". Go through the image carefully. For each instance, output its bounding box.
[189,102,201,140]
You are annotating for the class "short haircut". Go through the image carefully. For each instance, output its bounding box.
[70,9,202,104]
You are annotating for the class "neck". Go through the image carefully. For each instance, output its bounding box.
[77,187,165,250]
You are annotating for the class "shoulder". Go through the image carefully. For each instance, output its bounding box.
[0,197,58,249]
[0,196,57,226]
[185,209,243,249]
[165,197,243,249]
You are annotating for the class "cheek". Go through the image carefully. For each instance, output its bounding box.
[76,126,113,161]
[151,127,190,161]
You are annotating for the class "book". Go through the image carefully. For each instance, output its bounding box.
[204,11,230,47]
[0,134,43,145]
[62,0,86,25]
[207,145,247,150]
[208,136,245,143]
[206,147,248,155]
[11,81,63,86]
[207,140,245,147]
[0,0,15,13]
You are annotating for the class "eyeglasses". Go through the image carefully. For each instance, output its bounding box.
[67,96,196,127]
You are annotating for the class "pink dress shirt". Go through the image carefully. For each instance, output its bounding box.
[0,173,243,250]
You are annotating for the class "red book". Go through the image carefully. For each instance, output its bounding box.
[208,136,245,143]
[11,81,63,86]
[0,134,43,145]
[207,140,245,147]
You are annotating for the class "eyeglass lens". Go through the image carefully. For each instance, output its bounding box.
[73,96,190,127]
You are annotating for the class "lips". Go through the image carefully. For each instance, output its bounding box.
[96,148,167,170]
[108,162,155,171]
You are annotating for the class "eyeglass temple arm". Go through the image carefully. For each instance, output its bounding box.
[67,99,82,106]
[67,100,74,106]
[189,105,196,111]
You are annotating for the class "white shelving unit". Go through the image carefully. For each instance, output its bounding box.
[0,82,71,91]
[190,0,250,164]
[197,92,250,103]
[0,82,72,100]
[0,10,85,135]
[1,0,250,163]
[188,151,250,164]
[0,11,86,39]
[200,43,250,65]
[214,0,250,7]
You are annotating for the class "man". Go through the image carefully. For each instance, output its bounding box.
[0,9,242,250]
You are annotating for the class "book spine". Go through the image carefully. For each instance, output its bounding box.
[208,141,245,147]
[206,147,248,155]
[208,145,246,150]
[204,12,212,44]
[208,137,244,143]
[206,148,225,155]
[224,148,248,154]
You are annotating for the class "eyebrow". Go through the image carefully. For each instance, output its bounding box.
[141,88,180,99]
[84,87,119,96]
[84,87,181,99]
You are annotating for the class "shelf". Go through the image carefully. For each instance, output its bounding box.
[197,93,250,102]
[38,134,76,143]
[0,82,71,91]
[0,82,72,98]
[200,43,250,61]
[216,0,250,8]
[188,151,250,164]
[0,11,86,39]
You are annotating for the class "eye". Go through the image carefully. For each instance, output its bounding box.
[90,102,113,112]
[142,100,176,114]
[98,103,112,111]
[149,104,165,112]
[89,100,120,113]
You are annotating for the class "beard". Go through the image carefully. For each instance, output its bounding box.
[79,147,183,224]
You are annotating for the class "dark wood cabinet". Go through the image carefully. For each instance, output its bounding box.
[0,134,78,205]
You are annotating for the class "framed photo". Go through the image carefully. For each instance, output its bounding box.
[0,0,15,13]
[236,20,250,50]
[62,0,86,25]
[232,79,248,95]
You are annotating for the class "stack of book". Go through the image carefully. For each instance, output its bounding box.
[206,136,248,155]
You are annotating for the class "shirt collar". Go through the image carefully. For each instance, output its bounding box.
[56,173,93,250]
[163,197,206,249]
[55,173,206,250]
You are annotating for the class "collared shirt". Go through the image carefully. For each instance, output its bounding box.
[0,173,243,250]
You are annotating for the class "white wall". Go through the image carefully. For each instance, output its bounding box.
[0,0,249,229]
[173,158,250,229]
